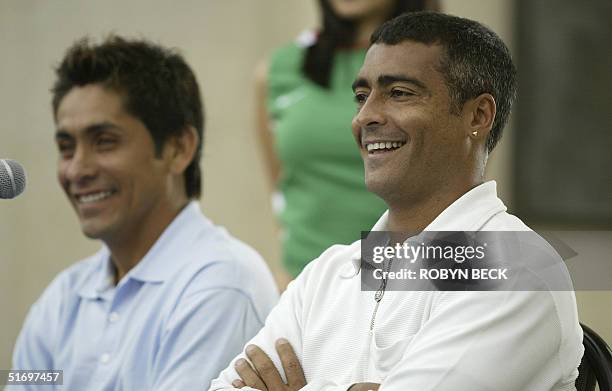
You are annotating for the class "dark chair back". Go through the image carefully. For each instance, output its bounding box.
[576,323,612,391]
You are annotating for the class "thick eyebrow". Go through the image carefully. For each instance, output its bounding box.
[377,74,428,91]
[55,121,121,141]
[351,74,428,93]
[352,77,369,92]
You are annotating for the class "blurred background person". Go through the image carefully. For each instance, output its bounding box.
[255,0,439,283]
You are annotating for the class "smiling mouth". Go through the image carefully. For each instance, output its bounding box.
[75,190,116,204]
[365,141,407,154]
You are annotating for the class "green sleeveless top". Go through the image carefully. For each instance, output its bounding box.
[268,42,387,276]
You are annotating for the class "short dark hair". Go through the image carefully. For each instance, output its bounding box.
[371,11,517,153]
[52,35,204,198]
[303,0,434,88]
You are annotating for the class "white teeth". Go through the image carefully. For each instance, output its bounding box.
[366,141,406,152]
[78,191,113,204]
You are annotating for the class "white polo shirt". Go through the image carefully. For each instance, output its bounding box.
[210,181,584,391]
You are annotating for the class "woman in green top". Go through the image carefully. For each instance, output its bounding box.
[255,0,437,281]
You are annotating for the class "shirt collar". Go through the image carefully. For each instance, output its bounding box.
[77,247,115,300]
[349,181,506,274]
[77,201,210,298]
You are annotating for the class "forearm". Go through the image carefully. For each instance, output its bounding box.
[348,383,380,391]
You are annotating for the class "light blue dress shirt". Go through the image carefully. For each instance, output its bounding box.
[10,202,279,390]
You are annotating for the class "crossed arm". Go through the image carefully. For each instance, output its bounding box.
[209,252,578,391]
[229,338,379,391]
[208,262,380,391]
[210,289,576,390]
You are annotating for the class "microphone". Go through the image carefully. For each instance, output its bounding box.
[0,159,26,199]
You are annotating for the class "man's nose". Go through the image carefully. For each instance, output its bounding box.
[63,146,97,185]
[353,95,387,131]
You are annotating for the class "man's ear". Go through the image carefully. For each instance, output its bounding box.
[168,126,199,175]
[465,93,496,141]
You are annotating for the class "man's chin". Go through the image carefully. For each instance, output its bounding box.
[366,173,412,205]
[81,228,104,240]
[79,221,109,240]
[365,176,391,200]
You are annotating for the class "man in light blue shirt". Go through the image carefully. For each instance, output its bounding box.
[10,36,278,390]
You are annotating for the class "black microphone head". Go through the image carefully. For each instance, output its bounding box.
[0,159,27,199]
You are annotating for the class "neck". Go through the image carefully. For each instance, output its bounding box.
[108,199,189,284]
[386,179,483,233]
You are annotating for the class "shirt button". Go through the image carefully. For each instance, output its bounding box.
[100,353,111,364]
[109,312,119,323]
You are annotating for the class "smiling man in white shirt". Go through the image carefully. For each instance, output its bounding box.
[210,11,583,391]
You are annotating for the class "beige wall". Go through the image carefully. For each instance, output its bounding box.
[0,0,608,370]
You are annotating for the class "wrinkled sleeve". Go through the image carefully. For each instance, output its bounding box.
[208,262,313,391]
[9,281,61,391]
[378,290,582,391]
[151,287,266,390]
